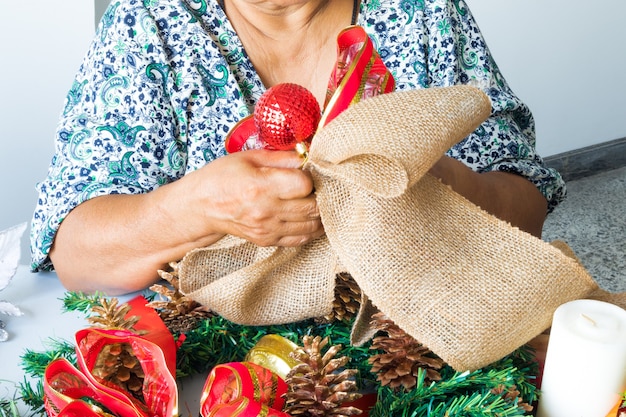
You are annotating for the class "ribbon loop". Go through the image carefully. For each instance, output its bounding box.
[200,362,290,417]
[180,235,339,325]
[43,296,178,417]
[309,86,491,198]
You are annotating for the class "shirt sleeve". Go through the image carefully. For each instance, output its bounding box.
[426,1,567,212]
[434,2,566,212]
[30,1,185,271]
[362,0,566,213]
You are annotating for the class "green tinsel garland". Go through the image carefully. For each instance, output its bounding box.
[17,290,542,417]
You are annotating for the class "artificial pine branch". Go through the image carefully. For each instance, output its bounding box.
[174,315,373,382]
[61,291,107,314]
[16,291,541,417]
[20,340,76,377]
[17,377,45,416]
[61,291,154,315]
[370,363,535,417]
[482,345,539,405]
[0,398,19,417]
[0,402,19,417]
[17,339,76,415]
[425,391,529,417]
[0,380,38,417]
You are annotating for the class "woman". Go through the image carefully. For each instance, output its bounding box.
[31,0,564,295]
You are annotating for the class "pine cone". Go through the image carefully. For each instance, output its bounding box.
[92,342,145,402]
[284,335,363,416]
[87,297,145,403]
[148,262,214,334]
[318,273,362,324]
[490,385,533,413]
[87,297,139,330]
[368,312,444,391]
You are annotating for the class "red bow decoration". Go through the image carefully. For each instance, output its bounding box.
[200,362,290,417]
[225,25,395,154]
[43,296,178,417]
[321,25,395,126]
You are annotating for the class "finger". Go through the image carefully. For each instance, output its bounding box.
[274,195,320,222]
[239,217,324,247]
[275,229,326,247]
[243,150,314,199]
[260,167,315,200]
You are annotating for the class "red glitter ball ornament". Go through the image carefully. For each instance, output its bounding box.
[254,83,321,150]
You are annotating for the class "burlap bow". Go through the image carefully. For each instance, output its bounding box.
[179,85,607,371]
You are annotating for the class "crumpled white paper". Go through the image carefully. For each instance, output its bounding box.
[0,222,27,342]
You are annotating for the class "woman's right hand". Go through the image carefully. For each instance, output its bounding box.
[174,149,324,247]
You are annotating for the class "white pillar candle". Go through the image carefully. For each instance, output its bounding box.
[536,299,626,417]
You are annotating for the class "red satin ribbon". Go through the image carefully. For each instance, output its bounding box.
[200,362,290,417]
[225,25,394,154]
[44,358,147,417]
[43,296,178,417]
[125,295,178,378]
[321,25,396,128]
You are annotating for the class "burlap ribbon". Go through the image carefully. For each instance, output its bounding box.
[179,85,606,371]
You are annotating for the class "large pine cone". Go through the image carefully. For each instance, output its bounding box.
[368,312,444,391]
[284,335,363,416]
[92,342,145,402]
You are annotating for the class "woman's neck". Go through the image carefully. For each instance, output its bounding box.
[222,0,357,104]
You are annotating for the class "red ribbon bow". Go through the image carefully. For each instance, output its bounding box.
[200,361,290,417]
[43,296,178,417]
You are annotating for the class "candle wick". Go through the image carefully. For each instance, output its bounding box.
[580,313,597,326]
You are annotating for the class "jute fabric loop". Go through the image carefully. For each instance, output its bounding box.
[179,85,602,371]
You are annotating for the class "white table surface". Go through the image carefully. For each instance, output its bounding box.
[0,265,207,415]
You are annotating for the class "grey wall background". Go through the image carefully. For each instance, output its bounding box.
[95,0,110,27]
[0,1,95,265]
[1,0,625,265]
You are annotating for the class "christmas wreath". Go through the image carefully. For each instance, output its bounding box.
[13,264,547,417]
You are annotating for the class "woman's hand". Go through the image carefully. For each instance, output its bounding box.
[175,149,324,247]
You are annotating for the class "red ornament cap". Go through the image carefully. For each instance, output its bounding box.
[224,116,257,153]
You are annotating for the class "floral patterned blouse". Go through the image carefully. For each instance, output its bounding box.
[30,0,566,271]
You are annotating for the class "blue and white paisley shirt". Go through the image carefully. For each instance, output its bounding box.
[31,0,566,271]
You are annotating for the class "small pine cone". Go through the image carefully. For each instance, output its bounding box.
[284,335,363,417]
[318,273,362,324]
[88,297,140,331]
[491,385,533,413]
[368,312,444,391]
[92,342,146,403]
[148,262,214,333]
